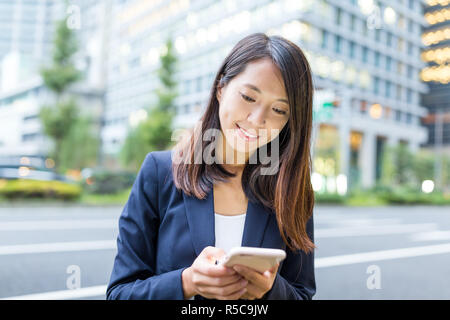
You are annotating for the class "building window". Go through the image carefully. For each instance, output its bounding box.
[398,38,404,52]
[349,41,355,58]
[408,20,414,33]
[375,29,380,42]
[335,35,341,54]
[373,77,380,95]
[386,32,392,46]
[386,56,392,71]
[360,100,367,114]
[385,81,391,98]
[396,85,402,100]
[395,110,402,122]
[407,66,414,78]
[335,7,342,25]
[384,106,391,119]
[397,62,404,75]
[321,30,328,49]
[375,52,380,67]
[196,76,202,92]
[406,113,412,124]
[406,89,413,103]
[22,133,39,142]
[362,47,368,63]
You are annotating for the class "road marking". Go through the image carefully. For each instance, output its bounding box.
[326,218,402,227]
[409,230,450,242]
[0,240,116,255]
[316,242,450,268]
[0,219,117,231]
[315,223,437,238]
[0,285,107,300]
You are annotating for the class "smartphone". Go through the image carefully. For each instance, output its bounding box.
[217,247,286,273]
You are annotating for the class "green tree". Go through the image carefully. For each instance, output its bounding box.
[119,37,179,171]
[39,11,99,174]
[412,150,434,185]
[59,114,100,173]
[39,14,81,174]
[380,144,415,187]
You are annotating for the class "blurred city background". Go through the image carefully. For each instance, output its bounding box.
[0,0,449,300]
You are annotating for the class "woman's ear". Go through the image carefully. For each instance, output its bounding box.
[216,86,223,103]
[216,75,224,102]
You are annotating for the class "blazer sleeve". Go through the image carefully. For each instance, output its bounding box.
[106,152,187,300]
[262,214,316,300]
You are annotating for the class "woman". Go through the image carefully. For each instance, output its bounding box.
[106,32,316,300]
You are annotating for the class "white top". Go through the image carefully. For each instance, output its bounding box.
[188,212,246,300]
[214,212,247,254]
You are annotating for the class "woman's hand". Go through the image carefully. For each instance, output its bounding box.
[182,246,248,300]
[232,264,279,300]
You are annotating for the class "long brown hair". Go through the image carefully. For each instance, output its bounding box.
[172,33,316,254]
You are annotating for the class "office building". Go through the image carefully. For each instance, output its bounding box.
[102,0,428,189]
[420,0,450,153]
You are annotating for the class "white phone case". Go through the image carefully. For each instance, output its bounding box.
[218,247,286,273]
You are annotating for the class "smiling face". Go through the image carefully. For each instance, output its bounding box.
[216,58,290,164]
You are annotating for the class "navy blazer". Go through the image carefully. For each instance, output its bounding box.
[106,150,315,300]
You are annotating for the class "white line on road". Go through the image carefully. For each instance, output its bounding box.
[0,285,107,300]
[315,223,437,238]
[409,230,450,242]
[0,219,117,231]
[316,242,450,268]
[0,240,116,255]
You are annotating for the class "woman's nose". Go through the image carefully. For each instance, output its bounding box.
[248,107,267,126]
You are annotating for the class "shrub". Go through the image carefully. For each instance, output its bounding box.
[82,170,136,195]
[0,179,82,200]
[315,192,346,204]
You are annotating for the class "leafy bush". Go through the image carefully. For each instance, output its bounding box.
[82,170,136,195]
[0,179,82,200]
[346,190,388,206]
[315,192,346,204]
[315,186,450,206]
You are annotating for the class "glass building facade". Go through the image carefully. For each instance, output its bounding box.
[421,0,450,151]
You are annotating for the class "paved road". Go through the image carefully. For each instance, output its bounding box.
[0,204,449,299]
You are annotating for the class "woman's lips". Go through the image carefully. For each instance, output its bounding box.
[236,124,258,141]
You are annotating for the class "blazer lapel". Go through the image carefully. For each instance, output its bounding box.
[241,199,271,248]
[183,184,272,255]
[183,187,215,256]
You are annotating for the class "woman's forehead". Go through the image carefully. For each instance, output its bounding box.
[233,61,287,99]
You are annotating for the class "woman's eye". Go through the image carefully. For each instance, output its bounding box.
[240,93,255,102]
[273,108,287,115]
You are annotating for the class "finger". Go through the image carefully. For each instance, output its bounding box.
[200,278,248,299]
[193,273,243,287]
[219,287,247,300]
[201,246,227,261]
[196,263,236,277]
[233,265,266,286]
[240,292,256,300]
[269,263,280,273]
[243,282,264,299]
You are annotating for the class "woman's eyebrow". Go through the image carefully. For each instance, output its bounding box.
[243,83,289,104]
